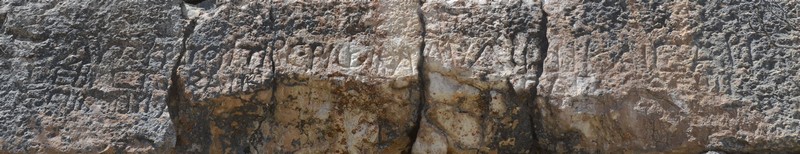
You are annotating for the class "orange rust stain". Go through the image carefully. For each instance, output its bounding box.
[209,123,224,154]
[211,96,244,115]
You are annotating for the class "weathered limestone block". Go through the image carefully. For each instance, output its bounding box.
[3,0,800,153]
[537,0,800,153]
[415,0,546,153]
[0,0,183,153]
[172,1,275,153]
[268,1,421,153]
[174,1,422,153]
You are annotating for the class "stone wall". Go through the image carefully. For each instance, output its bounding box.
[1,0,798,153]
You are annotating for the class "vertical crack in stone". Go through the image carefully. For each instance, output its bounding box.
[0,12,6,30]
[406,0,427,153]
[246,1,278,152]
[267,0,278,124]
[167,7,197,150]
[535,2,549,84]
[530,1,549,152]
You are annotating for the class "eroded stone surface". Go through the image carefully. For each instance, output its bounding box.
[415,0,546,153]
[537,0,800,153]
[172,1,275,153]
[0,0,183,153]
[173,1,421,153]
[2,0,800,153]
[267,1,421,153]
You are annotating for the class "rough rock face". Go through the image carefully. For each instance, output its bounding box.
[537,0,800,153]
[414,0,544,153]
[173,1,422,153]
[0,0,182,153]
[1,0,800,153]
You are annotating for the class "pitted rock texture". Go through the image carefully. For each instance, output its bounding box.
[537,0,800,153]
[173,1,422,153]
[414,0,545,153]
[1,0,800,153]
[0,0,183,153]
